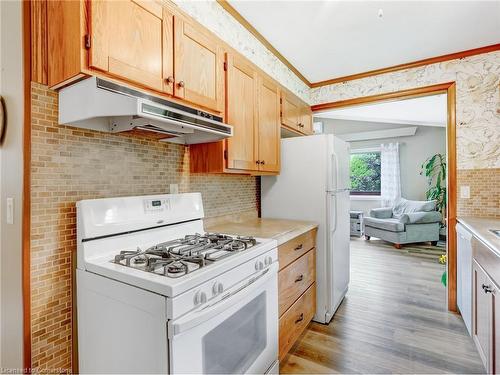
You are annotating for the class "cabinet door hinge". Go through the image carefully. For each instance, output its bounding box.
[84,35,91,49]
[224,149,228,160]
[223,61,228,71]
[279,98,282,104]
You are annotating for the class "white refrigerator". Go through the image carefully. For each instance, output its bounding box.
[261,134,350,324]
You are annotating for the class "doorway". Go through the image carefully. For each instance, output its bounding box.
[312,83,458,311]
[316,91,449,310]
[277,84,485,374]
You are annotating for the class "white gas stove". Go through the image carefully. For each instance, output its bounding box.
[76,193,279,374]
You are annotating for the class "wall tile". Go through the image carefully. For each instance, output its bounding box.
[457,168,500,218]
[30,82,258,371]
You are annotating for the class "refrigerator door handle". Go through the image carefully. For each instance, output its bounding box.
[330,152,339,192]
[331,193,338,235]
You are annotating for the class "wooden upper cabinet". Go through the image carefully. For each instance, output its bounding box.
[281,92,300,131]
[281,90,312,135]
[226,53,258,171]
[257,76,280,173]
[174,17,224,113]
[47,0,88,87]
[88,0,170,93]
[301,107,313,135]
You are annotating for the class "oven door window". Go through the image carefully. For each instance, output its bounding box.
[202,292,267,374]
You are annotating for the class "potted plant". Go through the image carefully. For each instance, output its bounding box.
[420,153,447,237]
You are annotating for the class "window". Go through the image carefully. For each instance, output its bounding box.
[350,150,381,195]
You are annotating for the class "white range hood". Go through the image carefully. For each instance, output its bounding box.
[58,77,233,144]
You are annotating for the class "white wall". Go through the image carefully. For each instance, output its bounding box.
[0,0,24,369]
[319,118,446,215]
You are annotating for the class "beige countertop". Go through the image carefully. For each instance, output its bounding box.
[206,218,318,246]
[458,216,500,255]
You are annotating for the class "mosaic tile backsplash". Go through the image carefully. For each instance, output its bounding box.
[457,168,500,219]
[29,82,258,371]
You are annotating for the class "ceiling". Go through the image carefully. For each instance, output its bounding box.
[227,1,500,83]
[315,94,447,127]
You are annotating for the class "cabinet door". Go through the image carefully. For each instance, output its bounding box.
[493,284,499,374]
[301,107,313,135]
[281,92,300,130]
[473,260,491,370]
[174,17,224,112]
[89,0,170,93]
[257,76,280,173]
[225,54,258,171]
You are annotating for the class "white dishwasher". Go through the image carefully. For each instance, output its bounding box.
[456,222,473,335]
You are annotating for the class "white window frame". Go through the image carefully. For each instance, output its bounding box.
[349,147,382,199]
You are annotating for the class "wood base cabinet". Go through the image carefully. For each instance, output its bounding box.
[279,283,316,360]
[472,239,500,374]
[278,228,317,360]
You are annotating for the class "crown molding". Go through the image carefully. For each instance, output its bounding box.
[310,43,500,88]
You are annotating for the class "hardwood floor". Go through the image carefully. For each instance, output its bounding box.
[280,238,485,374]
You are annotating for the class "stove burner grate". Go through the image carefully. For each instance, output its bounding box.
[112,233,259,278]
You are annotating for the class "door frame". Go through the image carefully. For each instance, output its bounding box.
[311,82,458,312]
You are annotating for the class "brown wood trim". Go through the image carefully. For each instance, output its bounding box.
[215,0,311,87]
[311,82,458,312]
[447,82,457,312]
[22,0,32,371]
[30,0,47,84]
[311,44,500,88]
[311,82,454,112]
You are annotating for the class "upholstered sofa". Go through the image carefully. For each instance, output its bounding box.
[364,198,442,248]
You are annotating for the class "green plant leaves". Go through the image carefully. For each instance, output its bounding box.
[420,153,447,219]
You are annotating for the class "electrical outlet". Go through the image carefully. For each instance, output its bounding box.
[170,184,179,194]
[460,185,470,199]
[6,197,14,224]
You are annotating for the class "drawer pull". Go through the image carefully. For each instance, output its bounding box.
[295,313,304,324]
[295,274,304,283]
[482,284,494,294]
[294,244,303,251]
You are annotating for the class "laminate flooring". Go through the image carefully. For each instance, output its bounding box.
[280,238,485,374]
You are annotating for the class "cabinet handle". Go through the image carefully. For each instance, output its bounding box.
[177,80,185,88]
[295,313,304,324]
[294,244,303,251]
[165,76,175,84]
[261,160,265,165]
[295,274,304,283]
[482,284,494,294]
[255,160,261,165]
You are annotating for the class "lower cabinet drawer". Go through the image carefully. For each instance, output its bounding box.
[278,249,315,316]
[279,283,316,360]
[278,228,317,271]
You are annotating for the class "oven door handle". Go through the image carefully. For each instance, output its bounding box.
[169,262,278,337]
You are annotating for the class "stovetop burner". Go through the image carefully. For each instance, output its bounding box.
[112,233,258,278]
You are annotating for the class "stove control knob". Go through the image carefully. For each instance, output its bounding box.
[264,256,273,266]
[212,281,224,296]
[194,291,207,306]
[255,260,264,271]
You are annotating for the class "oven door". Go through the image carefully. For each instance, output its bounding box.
[169,262,278,374]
